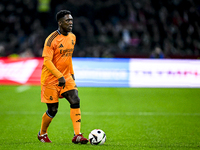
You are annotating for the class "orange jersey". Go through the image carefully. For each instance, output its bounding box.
[41,30,76,86]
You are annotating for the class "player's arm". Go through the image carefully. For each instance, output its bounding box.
[69,59,75,80]
[71,74,75,80]
[43,56,66,87]
[70,36,76,81]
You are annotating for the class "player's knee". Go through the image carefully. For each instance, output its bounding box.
[70,96,80,108]
[62,90,80,108]
[46,104,58,118]
[46,108,58,118]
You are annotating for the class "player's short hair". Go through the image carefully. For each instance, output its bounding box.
[56,10,71,22]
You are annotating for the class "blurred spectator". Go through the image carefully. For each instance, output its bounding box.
[150,46,164,58]
[19,48,34,58]
[0,0,199,59]
[0,44,5,56]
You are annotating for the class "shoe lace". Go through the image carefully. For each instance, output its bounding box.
[40,133,47,137]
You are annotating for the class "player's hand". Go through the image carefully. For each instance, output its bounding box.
[58,76,66,88]
[71,74,75,80]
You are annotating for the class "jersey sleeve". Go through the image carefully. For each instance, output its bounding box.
[69,35,76,75]
[42,37,63,79]
[69,57,74,75]
[43,57,63,79]
[42,42,54,59]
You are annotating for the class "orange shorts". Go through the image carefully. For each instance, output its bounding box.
[41,76,78,103]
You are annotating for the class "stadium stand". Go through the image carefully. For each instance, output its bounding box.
[0,0,199,58]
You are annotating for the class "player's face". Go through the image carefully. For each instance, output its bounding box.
[60,14,73,33]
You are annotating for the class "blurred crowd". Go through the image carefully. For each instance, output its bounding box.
[0,0,200,58]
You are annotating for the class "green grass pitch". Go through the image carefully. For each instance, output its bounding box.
[0,85,200,150]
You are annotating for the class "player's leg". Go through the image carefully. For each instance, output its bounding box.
[40,103,59,134]
[61,90,88,144]
[38,102,58,143]
[62,90,80,134]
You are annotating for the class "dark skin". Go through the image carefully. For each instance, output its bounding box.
[47,14,79,116]
[58,14,73,35]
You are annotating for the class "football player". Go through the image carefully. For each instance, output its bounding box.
[37,10,88,144]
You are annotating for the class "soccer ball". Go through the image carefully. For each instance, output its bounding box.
[89,129,106,145]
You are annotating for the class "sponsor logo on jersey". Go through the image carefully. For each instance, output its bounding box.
[60,49,74,57]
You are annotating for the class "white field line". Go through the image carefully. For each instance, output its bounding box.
[1,111,200,116]
[16,85,31,93]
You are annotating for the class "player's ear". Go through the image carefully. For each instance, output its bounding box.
[58,21,62,26]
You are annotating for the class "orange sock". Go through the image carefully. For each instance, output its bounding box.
[70,108,81,135]
[40,112,53,135]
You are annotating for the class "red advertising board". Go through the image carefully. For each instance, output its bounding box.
[0,58,43,85]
